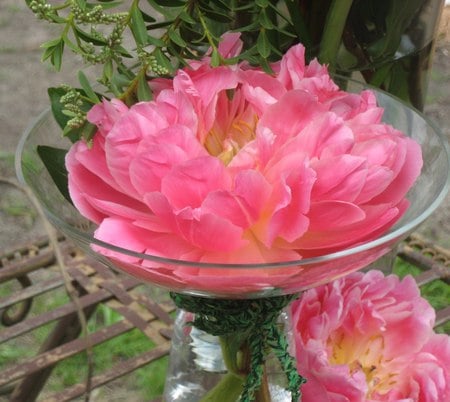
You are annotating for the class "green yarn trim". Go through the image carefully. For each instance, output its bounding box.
[170,293,306,402]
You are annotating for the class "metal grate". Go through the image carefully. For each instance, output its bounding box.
[0,233,449,401]
[0,236,174,401]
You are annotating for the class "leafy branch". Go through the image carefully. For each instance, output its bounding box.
[27,0,435,138]
[26,0,310,140]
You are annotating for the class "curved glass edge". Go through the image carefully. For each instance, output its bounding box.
[15,96,450,269]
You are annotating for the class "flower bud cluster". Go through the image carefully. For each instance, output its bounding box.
[138,49,169,76]
[82,48,110,65]
[60,87,86,128]
[29,0,52,19]
[71,10,127,66]
[109,22,126,47]
[72,3,127,25]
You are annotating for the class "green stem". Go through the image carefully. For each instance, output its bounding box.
[199,334,272,402]
[220,335,242,374]
[318,0,354,70]
[254,365,271,402]
[199,372,245,402]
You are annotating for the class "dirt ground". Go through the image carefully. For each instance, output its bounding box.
[1,3,450,252]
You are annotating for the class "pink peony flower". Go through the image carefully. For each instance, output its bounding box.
[291,270,450,401]
[65,35,422,294]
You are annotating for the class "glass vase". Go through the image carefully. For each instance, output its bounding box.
[164,307,295,402]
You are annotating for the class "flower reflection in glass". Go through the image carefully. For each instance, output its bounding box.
[65,34,422,292]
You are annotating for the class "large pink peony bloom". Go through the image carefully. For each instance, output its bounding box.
[66,35,422,294]
[291,270,450,401]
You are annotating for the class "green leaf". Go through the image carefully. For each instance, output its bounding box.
[74,26,108,45]
[111,72,132,89]
[209,0,231,11]
[140,9,157,23]
[211,48,221,67]
[179,11,196,25]
[146,20,175,30]
[48,87,100,142]
[137,73,153,101]
[258,56,274,75]
[41,38,63,48]
[153,48,175,74]
[49,13,67,23]
[168,28,187,47]
[36,146,73,205]
[116,45,133,58]
[80,121,98,142]
[257,30,271,59]
[62,119,98,143]
[52,42,63,70]
[75,0,86,8]
[48,87,72,130]
[41,39,64,71]
[146,35,166,47]
[150,0,184,6]
[258,10,274,30]
[255,0,269,7]
[130,4,149,46]
[102,59,114,81]
[198,5,233,23]
[78,70,100,103]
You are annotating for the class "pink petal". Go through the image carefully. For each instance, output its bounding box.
[264,160,316,245]
[93,217,149,262]
[66,144,147,223]
[235,169,272,216]
[240,69,286,113]
[175,208,245,252]
[217,32,243,58]
[161,156,231,210]
[105,108,167,197]
[293,113,355,159]
[155,90,199,131]
[259,90,327,147]
[129,125,202,195]
[87,98,128,136]
[94,217,198,264]
[173,66,239,136]
[295,202,402,252]
[202,170,272,228]
[278,44,307,89]
[354,166,394,204]
[202,191,250,228]
[69,135,123,194]
[351,136,397,166]
[371,137,423,206]
[307,200,366,231]
[67,173,105,223]
[311,155,367,202]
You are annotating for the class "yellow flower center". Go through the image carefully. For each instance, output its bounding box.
[328,333,398,398]
[204,115,258,165]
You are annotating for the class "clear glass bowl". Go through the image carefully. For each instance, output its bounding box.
[16,83,450,298]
